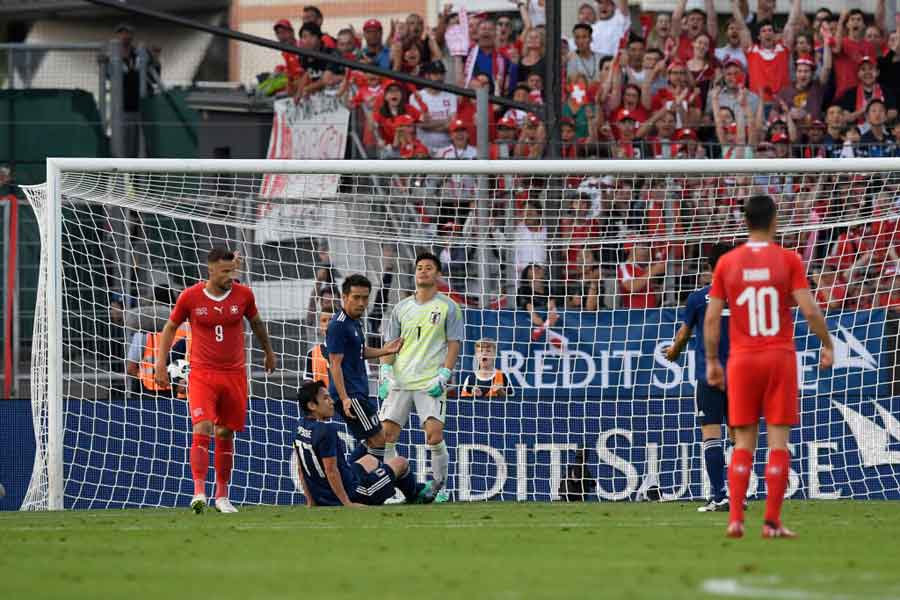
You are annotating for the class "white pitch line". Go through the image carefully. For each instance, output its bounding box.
[701,578,900,600]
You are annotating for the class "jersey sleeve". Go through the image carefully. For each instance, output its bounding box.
[682,291,700,329]
[787,250,809,292]
[383,304,401,343]
[314,426,338,459]
[325,320,345,356]
[445,299,464,342]
[709,259,727,300]
[244,288,259,320]
[169,289,192,324]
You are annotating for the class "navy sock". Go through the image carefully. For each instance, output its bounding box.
[395,468,419,500]
[366,445,386,459]
[349,442,368,463]
[703,438,726,500]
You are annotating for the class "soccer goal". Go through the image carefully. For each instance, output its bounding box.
[20,157,900,510]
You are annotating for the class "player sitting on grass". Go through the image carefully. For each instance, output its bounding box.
[294,380,435,507]
[705,194,833,539]
[665,243,734,513]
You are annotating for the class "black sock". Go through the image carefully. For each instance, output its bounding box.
[395,468,419,500]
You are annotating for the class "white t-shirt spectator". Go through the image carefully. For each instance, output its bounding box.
[434,144,478,160]
[591,11,630,57]
[527,0,546,28]
[715,46,747,70]
[417,91,457,154]
[513,222,548,276]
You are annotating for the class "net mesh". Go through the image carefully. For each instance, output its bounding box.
[21,160,900,508]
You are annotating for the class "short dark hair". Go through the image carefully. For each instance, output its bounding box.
[627,33,645,46]
[297,380,326,414]
[207,247,235,263]
[415,252,441,271]
[342,273,372,295]
[572,23,592,35]
[303,5,323,19]
[645,48,664,60]
[867,98,887,113]
[744,195,777,231]
[708,243,733,271]
[300,22,322,37]
[848,8,865,20]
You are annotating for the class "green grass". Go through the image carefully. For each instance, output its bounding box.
[2,501,900,600]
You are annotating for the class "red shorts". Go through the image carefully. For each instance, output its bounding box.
[726,350,798,427]
[188,368,248,432]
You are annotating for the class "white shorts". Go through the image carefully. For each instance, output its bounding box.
[379,389,447,428]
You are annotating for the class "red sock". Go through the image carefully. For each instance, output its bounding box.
[215,436,234,500]
[728,448,753,523]
[190,433,210,496]
[764,449,791,526]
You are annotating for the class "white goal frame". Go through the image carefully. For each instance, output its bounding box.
[36,155,900,510]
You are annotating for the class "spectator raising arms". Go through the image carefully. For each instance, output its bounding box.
[833,4,886,100]
[590,0,631,58]
[732,0,802,104]
[461,18,514,97]
[618,244,666,309]
[671,0,718,64]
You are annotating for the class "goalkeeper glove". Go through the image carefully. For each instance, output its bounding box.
[377,364,394,401]
[425,367,452,398]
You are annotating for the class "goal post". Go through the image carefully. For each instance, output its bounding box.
[21,156,900,510]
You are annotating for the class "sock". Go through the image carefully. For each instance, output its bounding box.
[214,436,234,500]
[384,442,398,461]
[728,448,753,523]
[429,441,449,488]
[395,467,418,500]
[764,449,791,526]
[366,445,386,460]
[190,433,210,496]
[703,438,726,501]
[348,442,368,463]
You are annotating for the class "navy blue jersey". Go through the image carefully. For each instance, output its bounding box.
[295,417,358,506]
[325,309,368,399]
[683,285,730,384]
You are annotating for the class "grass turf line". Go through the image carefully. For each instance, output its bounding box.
[2,500,899,600]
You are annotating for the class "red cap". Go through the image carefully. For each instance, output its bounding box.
[394,114,415,127]
[858,55,876,67]
[273,19,294,32]
[770,132,790,143]
[363,19,383,31]
[613,108,637,122]
[795,54,816,67]
[667,60,687,72]
[674,128,698,141]
[560,116,576,127]
[497,116,519,129]
[725,122,739,134]
[449,118,468,132]
[723,58,745,70]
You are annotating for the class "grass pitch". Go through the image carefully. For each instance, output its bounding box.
[2,500,899,600]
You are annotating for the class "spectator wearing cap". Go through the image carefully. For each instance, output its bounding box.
[491,116,519,160]
[837,55,897,127]
[611,109,645,159]
[858,99,897,157]
[833,5,884,101]
[514,114,546,159]
[371,80,422,152]
[644,108,678,159]
[302,5,337,49]
[733,0,802,104]
[273,20,304,96]
[589,0,630,58]
[362,19,391,69]
[800,119,829,158]
[705,59,761,124]
[646,61,701,128]
[617,245,666,309]
[715,17,748,70]
[417,61,457,155]
[393,115,430,159]
[673,127,707,159]
[461,19,515,97]
[770,131,792,158]
[296,23,344,100]
[778,53,828,125]
[671,0,717,64]
[434,119,478,159]
[567,23,602,83]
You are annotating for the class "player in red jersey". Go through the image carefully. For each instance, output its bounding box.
[154,247,277,514]
[704,195,833,539]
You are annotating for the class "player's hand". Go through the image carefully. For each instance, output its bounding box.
[382,338,404,356]
[663,345,680,362]
[819,346,834,369]
[264,351,277,374]
[341,397,357,420]
[426,367,452,398]
[154,363,169,388]
[377,364,394,401]
[489,384,505,396]
[706,360,725,391]
[348,502,366,508]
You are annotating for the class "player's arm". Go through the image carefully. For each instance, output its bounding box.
[703,296,726,390]
[665,324,693,362]
[328,352,356,420]
[154,319,183,388]
[377,306,402,400]
[792,288,834,368]
[294,449,316,507]
[321,456,363,507]
[363,338,403,359]
[426,302,464,398]
[249,314,277,373]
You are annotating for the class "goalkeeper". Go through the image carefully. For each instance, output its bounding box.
[378,252,462,503]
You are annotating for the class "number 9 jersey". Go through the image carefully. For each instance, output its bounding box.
[709,241,809,426]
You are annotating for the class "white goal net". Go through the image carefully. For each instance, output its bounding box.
[21,158,900,510]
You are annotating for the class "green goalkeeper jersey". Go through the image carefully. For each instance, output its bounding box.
[384,293,463,390]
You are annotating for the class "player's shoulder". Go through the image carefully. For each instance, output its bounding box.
[230,281,255,298]
[435,292,461,311]
[687,285,710,305]
[179,282,205,301]
[394,295,417,312]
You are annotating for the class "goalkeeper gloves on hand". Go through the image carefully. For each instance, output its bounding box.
[377,364,394,401]
[425,367,452,398]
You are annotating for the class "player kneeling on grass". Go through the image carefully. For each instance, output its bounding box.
[294,380,436,507]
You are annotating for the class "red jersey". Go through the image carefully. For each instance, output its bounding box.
[834,37,877,100]
[710,241,809,354]
[618,263,659,308]
[746,43,791,101]
[169,282,259,371]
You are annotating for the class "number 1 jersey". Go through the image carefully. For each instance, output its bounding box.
[169,282,259,371]
[709,241,808,355]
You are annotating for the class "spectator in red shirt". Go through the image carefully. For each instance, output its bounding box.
[372,81,422,151]
[644,108,678,158]
[646,61,702,128]
[815,268,848,311]
[833,4,885,100]
[837,56,897,125]
[733,0,802,104]
[874,265,900,311]
[685,32,717,107]
[302,5,337,49]
[611,110,646,159]
[670,0,717,63]
[335,28,361,61]
[496,14,520,60]
[614,84,650,128]
[273,19,303,96]
[673,127,707,159]
[514,114,547,159]
[393,114,430,159]
[491,116,519,159]
[617,244,666,308]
